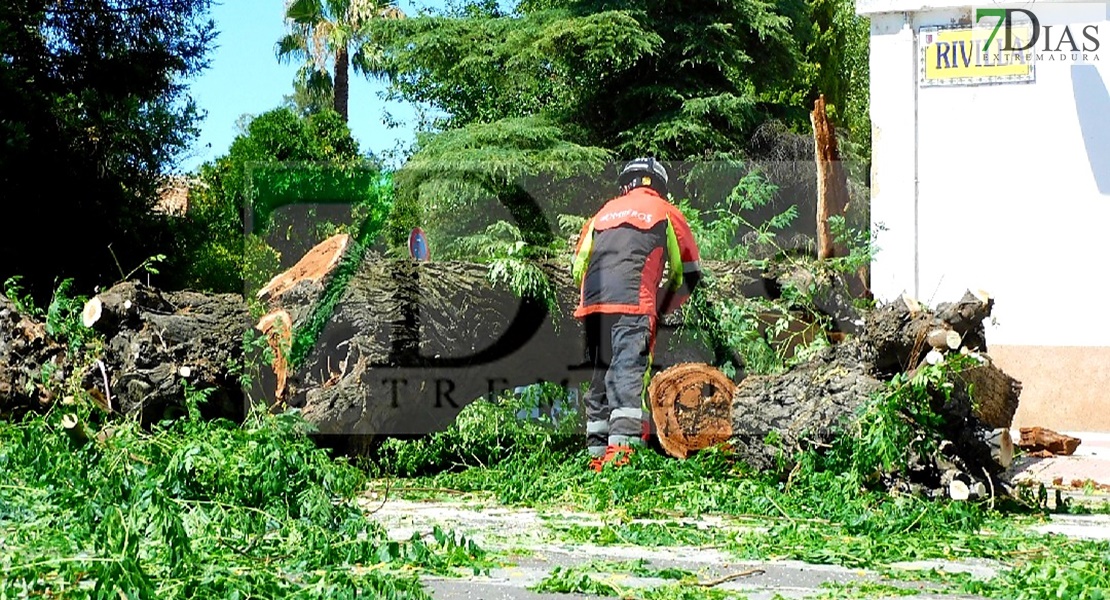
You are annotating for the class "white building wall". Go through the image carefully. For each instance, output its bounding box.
[860,0,1110,431]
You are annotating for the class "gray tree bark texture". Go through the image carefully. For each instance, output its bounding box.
[1,282,247,425]
[648,290,1022,499]
[259,252,748,452]
[83,281,248,423]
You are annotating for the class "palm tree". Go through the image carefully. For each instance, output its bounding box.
[276,0,403,122]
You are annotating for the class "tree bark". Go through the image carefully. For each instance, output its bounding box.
[0,295,66,420]
[250,236,810,451]
[334,46,349,122]
[83,282,249,424]
[810,95,850,260]
[2,281,248,426]
[650,344,883,470]
[861,290,993,375]
[648,289,1023,496]
[269,255,732,449]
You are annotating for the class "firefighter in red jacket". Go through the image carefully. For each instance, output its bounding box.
[572,158,703,471]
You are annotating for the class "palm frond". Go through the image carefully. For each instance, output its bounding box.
[286,0,324,23]
[275,33,308,62]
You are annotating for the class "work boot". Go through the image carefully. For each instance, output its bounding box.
[589,444,634,472]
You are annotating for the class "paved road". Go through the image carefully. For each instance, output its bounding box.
[367,497,1093,599]
[366,447,1110,600]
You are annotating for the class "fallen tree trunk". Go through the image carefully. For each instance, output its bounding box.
[648,290,1023,498]
[3,232,840,443]
[1,281,248,426]
[81,281,249,424]
[650,345,883,470]
[251,235,835,450]
[261,253,748,448]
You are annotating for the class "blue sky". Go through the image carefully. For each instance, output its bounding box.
[177,0,440,173]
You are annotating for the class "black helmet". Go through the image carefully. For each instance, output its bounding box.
[617,157,669,196]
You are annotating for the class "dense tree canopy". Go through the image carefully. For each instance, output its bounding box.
[0,0,215,301]
[372,0,813,159]
[167,108,389,295]
[364,0,872,254]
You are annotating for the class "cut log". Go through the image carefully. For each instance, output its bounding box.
[80,281,248,424]
[969,481,988,499]
[257,232,350,304]
[948,355,1022,429]
[949,480,971,501]
[647,363,738,459]
[647,290,1022,497]
[81,296,103,328]
[935,290,993,353]
[649,345,884,471]
[256,310,293,404]
[925,349,945,365]
[61,413,89,447]
[81,282,174,337]
[1018,427,1082,456]
[252,238,784,449]
[927,329,961,351]
[862,289,994,374]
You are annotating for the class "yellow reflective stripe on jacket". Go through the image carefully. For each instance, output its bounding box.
[665,217,683,290]
[572,219,596,286]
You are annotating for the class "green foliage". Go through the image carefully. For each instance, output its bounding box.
[531,565,622,596]
[371,7,663,132]
[0,0,216,302]
[374,387,579,478]
[0,397,494,598]
[374,359,1054,576]
[813,581,920,598]
[959,549,1110,599]
[442,219,576,310]
[5,277,102,357]
[367,0,868,273]
[677,164,789,264]
[390,115,611,252]
[371,0,808,159]
[4,276,42,318]
[277,0,404,121]
[44,279,100,355]
[168,107,390,296]
[673,161,874,376]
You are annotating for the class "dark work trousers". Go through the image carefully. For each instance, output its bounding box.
[583,313,655,456]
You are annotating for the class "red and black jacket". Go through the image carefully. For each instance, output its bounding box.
[572,187,702,319]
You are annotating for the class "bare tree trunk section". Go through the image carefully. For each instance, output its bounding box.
[811,95,850,260]
[650,346,882,471]
[334,46,350,122]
